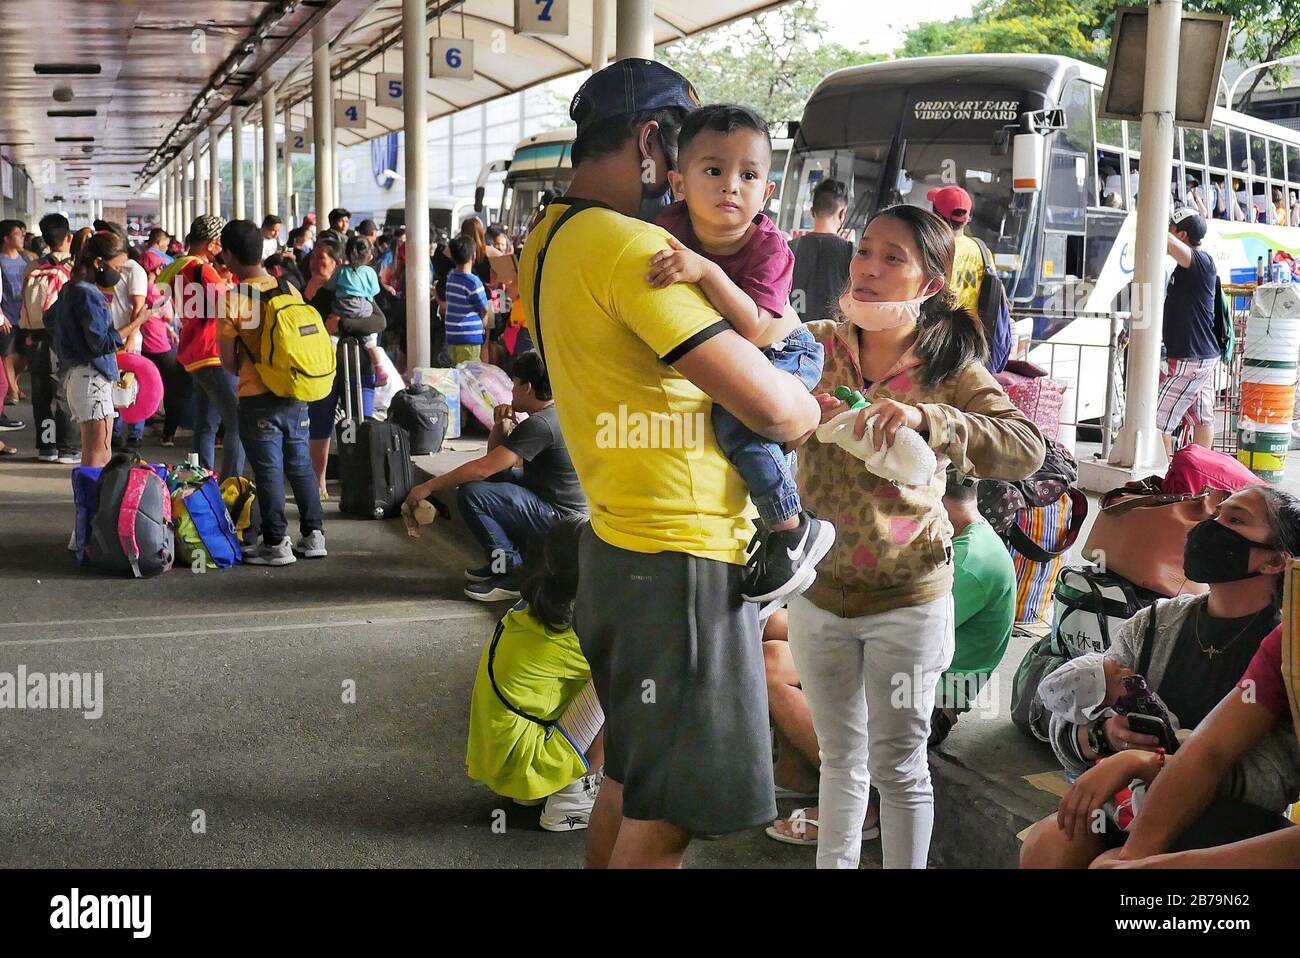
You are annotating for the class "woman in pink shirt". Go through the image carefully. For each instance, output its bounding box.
[139,249,190,447]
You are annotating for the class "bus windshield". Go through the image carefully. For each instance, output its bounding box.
[889,138,1032,288]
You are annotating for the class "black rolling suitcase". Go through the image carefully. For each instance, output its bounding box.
[336,338,413,519]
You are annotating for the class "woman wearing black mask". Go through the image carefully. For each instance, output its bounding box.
[48,231,128,467]
[1022,486,1300,867]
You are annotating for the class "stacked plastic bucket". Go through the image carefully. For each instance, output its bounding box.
[1238,284,1300,483]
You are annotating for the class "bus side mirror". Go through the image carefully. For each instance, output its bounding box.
[1012,134,1044,193]
[474,186,485,213]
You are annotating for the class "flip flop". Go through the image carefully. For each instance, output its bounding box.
[0,445,17,456]
[764,807,881,846]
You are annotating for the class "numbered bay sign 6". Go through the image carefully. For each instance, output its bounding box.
[516,0,569,36]
[430,37,474,79]
[334,99,367,130]
[288,128,311,155]
[376,72,404,107]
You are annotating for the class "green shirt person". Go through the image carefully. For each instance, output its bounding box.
[931,470,1017,745]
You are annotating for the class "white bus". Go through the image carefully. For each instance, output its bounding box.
[475,127,576,242]
[778,54,1300,433]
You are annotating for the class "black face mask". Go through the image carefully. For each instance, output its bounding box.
[95,264,122,289]
[1183,518,1272,583]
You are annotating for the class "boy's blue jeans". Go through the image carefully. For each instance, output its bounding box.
[237,393,324,545]
[711,325,824,527]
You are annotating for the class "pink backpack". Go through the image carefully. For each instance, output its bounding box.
[1163,444,1259,496]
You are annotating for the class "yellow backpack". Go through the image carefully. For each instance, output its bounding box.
[238,278,336,402]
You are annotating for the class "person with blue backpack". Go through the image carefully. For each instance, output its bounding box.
[928,186,1011,373]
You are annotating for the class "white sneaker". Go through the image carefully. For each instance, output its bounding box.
[37,450,58,463]
[293,529,327,558]
[244,537,296,566]
[539,769,603,832]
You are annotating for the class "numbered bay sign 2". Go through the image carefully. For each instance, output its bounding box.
[334,99,367,130]
[430,37,474,79]
[515,0,569,36]
[288,128,311,155]
[376,72,404,108]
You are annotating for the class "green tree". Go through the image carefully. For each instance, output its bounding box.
[896,0,1113,64]
[898,0,1300,112]
[657,0,881,124]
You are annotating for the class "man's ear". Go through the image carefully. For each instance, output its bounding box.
[836,206,846,228]
[638,120,660,163]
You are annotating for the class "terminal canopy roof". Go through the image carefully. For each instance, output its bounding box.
[0,0,786,206]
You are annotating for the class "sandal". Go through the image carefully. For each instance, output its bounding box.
[764,807,881,846]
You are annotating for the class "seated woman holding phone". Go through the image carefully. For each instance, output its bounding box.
[1021,486,1300,867]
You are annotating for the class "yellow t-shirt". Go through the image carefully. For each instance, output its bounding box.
[518,200,754,564]
[218,273,284,398]
[950,233,985,319]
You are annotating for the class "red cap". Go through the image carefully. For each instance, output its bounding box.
[927,186,972,224]
[303,212,317,226]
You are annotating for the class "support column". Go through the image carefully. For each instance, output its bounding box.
[403,0,431,369]
[251,114,263,223]
[208,123,220,216]
[593,0,611,67]
[614,0,654,61]
[181,153,193,233]
[232,111,246,220]
[1106,0,1181,476]
[174,165,185,234]
[160,174,170,236]
[283,104,294,224]
[312,18,334,218]
[262,89,278,221]
[191,139,202,218]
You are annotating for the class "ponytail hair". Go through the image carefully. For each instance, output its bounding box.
[1251,485,1300,606]
[868,204,988,386]
[519,514,588,632]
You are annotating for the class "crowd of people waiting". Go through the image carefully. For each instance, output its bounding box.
[4,55,1299,869]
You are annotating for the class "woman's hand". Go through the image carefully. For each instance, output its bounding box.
[1104,714,1162,753]
[1091,849,1188,869]
[324,315,341,335]
[855,399,924,450]
[1057,752,1144,841]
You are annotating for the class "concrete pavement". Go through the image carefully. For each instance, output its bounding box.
[0,402,847,868]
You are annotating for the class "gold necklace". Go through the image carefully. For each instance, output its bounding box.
[1193,604,1268,659]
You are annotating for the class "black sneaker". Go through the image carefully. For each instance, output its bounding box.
[741,513,836,611]
[464,575,522,603]
[0,415,25,431]
[464,563,496,583]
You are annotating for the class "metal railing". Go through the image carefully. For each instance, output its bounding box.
[1014,310,1126,459]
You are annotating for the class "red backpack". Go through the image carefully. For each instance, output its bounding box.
[19,253,72,330]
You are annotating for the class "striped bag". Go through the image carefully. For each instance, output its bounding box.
[1008,491,1085,626]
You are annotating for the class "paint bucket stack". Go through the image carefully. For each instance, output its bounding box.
[1238,283,1300,483]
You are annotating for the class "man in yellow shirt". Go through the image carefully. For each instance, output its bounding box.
[519,59,820,868]
[929,186,983,319]
[217,219,326,566]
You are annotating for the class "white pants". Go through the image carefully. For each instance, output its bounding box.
[787,593,954,869]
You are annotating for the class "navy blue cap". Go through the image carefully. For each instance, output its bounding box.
[570,58,701,136]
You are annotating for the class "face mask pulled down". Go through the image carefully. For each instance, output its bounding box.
[839,290,935,331]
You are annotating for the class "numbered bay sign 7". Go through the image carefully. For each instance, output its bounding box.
[430,37,474,79]
[376,72,404,108]
[334,99,367,130]
[515,0,569,36]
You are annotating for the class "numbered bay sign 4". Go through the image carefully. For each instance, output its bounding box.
[334,99,367,130]
[515,0,569,36]
[376,72,404,107]
[430,37,474,79]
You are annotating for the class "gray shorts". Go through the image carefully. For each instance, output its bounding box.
[574,528,776,835]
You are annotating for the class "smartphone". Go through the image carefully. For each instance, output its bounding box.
[1126,713,1179,754]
